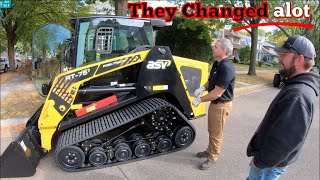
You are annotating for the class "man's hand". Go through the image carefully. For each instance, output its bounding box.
[192,96,202,107]
[194,86,206,97]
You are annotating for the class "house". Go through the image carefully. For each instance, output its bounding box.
[237,34,279,64]
[258,42,278,63]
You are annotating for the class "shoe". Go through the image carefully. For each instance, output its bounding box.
[200,159,216,170]
[196,151,209,158]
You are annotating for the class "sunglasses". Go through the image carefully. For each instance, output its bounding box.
[283,41,300,55]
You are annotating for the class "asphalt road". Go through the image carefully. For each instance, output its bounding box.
[1,88,319,180]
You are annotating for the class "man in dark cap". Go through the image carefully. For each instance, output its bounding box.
[246,35,319,179]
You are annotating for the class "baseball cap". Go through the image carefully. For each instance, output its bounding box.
[275,35,316,59]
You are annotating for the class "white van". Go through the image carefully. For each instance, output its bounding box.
[15,53,22,69]
[15,59,22,69]
[0,57,9,72]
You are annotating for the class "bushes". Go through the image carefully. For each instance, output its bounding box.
[238,47,250,64]
[155,17,213,62]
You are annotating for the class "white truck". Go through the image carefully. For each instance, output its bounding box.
[0,57,9,73]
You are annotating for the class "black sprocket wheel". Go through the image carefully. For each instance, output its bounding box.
[150,107,175,130]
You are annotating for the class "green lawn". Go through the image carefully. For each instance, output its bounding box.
[234,63,279,71]
[209,62,279,72]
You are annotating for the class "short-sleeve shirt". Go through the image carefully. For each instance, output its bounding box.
[208,58,235,101]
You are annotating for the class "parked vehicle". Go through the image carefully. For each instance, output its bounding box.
[0,57,9,72]
[15,59,22,69]
[14,53,23,69]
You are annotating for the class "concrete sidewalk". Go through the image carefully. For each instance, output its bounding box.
[1,75,35,137]
[0,74,34,100]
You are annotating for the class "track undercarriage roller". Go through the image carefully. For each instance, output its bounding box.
[56,146,85,170]
[89,147,107,167]
[113,138,132,162]
[156,135,172,152]
[174,126,194,148]
[130,133,151,158]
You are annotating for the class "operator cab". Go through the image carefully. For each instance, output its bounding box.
[31,16,170,96]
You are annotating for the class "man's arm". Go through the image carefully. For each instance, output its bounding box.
[203,81,209,90]
[254,99,311,168]
[200,86,226,102]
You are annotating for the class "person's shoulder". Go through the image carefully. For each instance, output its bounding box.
[220,60,235,71]
[281,84,314,102]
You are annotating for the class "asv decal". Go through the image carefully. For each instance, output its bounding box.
[146,60,171,69]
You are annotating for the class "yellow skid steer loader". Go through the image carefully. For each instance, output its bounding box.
[0,16,208,178]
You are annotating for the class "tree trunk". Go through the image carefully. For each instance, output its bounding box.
[114,0,127,16]
[6,31,16,72]
[248,27,258,76]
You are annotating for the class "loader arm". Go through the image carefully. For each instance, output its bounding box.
[39,50,149,150]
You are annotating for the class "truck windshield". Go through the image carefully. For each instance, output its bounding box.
[76,18,155,67]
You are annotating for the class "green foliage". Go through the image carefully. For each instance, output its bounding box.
[0,0,91,70]
[267,29,287,46]
[155,17,213,62]
[239,47,250,64]
[0,26,6,52]
[268,1,319,68]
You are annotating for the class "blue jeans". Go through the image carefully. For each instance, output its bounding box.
[246,165,288,180]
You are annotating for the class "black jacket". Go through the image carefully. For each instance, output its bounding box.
[247,72,320,168]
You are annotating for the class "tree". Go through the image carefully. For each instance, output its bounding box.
[156,17,213,62]
[199,0,319,75]
[0,1,90,72]
[86,0,127,15]
[114,0,127,16]
[0,26,7,53]
[196,0,270,76]
[271,1,320,68]
[266,30,287,46]
[236,0,268,76]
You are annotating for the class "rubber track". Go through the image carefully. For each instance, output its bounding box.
[55,98,196,172]
[56,98,176,151]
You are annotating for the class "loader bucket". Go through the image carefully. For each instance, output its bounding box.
[0,106,46,178]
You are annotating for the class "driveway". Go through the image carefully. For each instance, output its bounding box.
[1,88,319,180]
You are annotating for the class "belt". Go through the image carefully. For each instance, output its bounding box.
[212,100,232,104]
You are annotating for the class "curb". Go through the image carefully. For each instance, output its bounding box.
[234,83,273,96]
[235,70,277,74]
